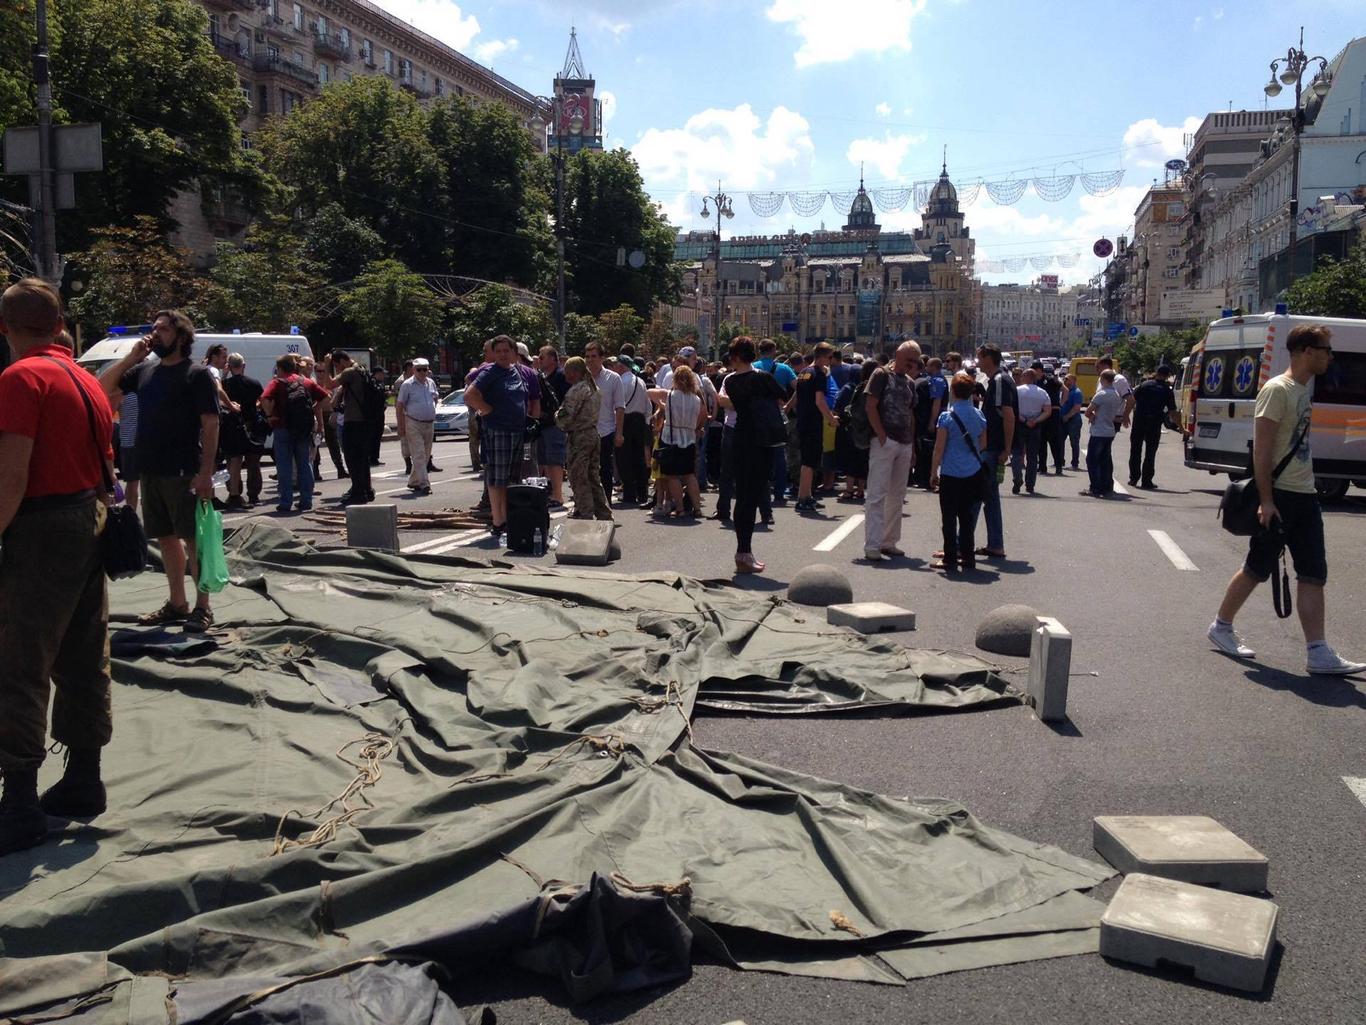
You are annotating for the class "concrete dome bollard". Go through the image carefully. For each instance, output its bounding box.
[975,604,1041,656]
[788,564,854,607]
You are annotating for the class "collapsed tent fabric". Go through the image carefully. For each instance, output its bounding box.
[0,526,1111,1019]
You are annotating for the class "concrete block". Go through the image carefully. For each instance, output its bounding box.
[1028,615,1071,722]
[554,520,615,566]
[345,503,398,552]
[1094,815,1269,893]
[788,564,853,607]
[827,601,916,633]
[1100,873,1278,992]
[975,604,1041,656]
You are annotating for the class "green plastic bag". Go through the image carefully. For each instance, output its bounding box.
[195,499,229,594]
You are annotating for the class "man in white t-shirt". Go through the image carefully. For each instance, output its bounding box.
[1011,368,1051,494]
[584,341,624,501]
[1098,355,1133,430]
[614,355,653,504]
[397,358,440,493]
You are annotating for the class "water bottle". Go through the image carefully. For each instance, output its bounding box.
[497,530,507,549]
[113,480,125,504]
[548,523,563,551]
[533,527,544,556]
[211,469,229,488]
[995,461,1006,484]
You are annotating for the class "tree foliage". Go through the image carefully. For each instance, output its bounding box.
[339,259,445,363]
[594,304,645,353]
[67,216,207,336]
[427,98,554,291]
[562,149,681,317]
[200,220,328,333]
[447,283,554,367]
[1286,241,1366,319]
[1109,326,1203,376]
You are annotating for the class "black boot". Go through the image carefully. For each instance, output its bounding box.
[404,458,413,475]
[0,768,47,856]
[39,747,106,819]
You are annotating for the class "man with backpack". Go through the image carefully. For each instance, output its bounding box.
[862,341,920,560]
[329,351,376,505]
[260,355,330,513]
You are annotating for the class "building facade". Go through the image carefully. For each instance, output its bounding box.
[179,0,549,255]
[673,166,978,356]
[979,279,1081,352]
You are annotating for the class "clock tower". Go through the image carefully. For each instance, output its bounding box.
[550,28,602,154]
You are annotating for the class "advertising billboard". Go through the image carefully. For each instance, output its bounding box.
[1159,289,1225,323]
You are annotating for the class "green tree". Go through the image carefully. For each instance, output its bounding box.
[0,0,261,255]
[427,98,554,291]
[561,311,598,356]
[339,259,445,364]
[640,311,677,359]
[447,283,554,367]
[259,77,445,272]
[67,216,208,338]
[200,220,328,333]
[301,203,386,284]
[595,303,644,353]
[1286,241,1366,318]
[562,149,681,317]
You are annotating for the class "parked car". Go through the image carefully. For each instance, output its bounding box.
[433,390,469,436]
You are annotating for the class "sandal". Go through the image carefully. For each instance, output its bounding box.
[183,606,214,634]
[734,554,766,574]
[138,600,188,626]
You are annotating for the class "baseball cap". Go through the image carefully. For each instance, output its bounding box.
[412,358,430,369]
[515,341,531,360]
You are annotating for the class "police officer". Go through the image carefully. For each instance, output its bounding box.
[1128,365,1178,489]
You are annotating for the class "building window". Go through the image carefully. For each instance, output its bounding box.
[292,3,303,30]
[383,49,394,74]
[360,38,373,63]
[434,77,443,96]
[315,15,327,37]
[241,134,253,151]
[317,62,329,84]
[339,27,349,48]
[293,50,305,67]
[209,13,220,38]
[257,84,269,114]
[399,58,412,83]
[419,68,428,89]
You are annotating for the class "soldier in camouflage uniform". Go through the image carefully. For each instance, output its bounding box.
[556,357,612,520]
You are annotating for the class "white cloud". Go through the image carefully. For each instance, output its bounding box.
[1213,6,1224,18]
[1192,14,1203,30]
[875,101,892,117]
[846,132,926,180]
[766,0,928,67]
[599,90,618,139]
[1122,116,1201,168]
[472,38,518,65]
[379,0,481,50]
[634,104,815,195]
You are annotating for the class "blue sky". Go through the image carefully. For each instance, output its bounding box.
[381,0,1358,286]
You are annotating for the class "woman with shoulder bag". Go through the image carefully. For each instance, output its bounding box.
[930,371,989,573]
[648,365,708,519]
[716,337,787,573]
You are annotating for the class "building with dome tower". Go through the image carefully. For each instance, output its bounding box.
[673,166,978,355]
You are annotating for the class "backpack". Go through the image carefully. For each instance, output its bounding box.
[283,377,316,435]
[848,381,873,449]
[359,370,387,422]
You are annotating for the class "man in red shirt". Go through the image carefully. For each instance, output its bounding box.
[259,354,330,513]
[0,278,115,856]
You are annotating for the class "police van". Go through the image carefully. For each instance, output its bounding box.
[1183,313,1366,499]
[76,329,312,384]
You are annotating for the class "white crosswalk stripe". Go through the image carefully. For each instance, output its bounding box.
[813,515,865,552]
[1148,529,1199,571]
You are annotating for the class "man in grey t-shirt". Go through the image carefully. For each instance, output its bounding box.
[1082,370,1122,497]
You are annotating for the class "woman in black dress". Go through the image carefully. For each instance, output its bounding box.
[717,336,787,574]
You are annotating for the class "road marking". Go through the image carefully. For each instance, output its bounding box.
[1148,529,1199,571]
[813,514,865,552]
[1344,777,1366,809]
[411,508,574,555]
[1112,481,1129,496]
[401,532,473,554]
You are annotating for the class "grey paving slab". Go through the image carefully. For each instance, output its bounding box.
[1028,615,1072,723]
[553,519,615,566]
[345,503,398,552]
[1100,872,1278,992]
[1093,815,1269,892]
[826,601,916,633]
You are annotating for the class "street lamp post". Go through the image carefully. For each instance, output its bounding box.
[1262,27,1332,291]
[700,182,733,358]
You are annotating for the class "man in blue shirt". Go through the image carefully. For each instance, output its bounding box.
[754,338,797,502]
[1059,372,1085,470]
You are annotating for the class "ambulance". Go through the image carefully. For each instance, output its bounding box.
[1182,313,1366,499]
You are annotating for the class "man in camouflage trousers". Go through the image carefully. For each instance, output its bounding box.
[556,357,611,520]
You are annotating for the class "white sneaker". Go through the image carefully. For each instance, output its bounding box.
[863,548,885,561]
[1208,623,1255,659]
[1306,646,1366,676]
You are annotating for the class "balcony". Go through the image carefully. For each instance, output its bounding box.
[208,32,251,67]
[206,195,252,232]
[399,80,433,99]
[314,32,351,61]
[259,15,288,39]
[252,54,318,90]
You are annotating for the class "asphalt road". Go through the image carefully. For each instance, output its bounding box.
[221,420,1366,1024]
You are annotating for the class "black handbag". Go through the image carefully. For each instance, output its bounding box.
[42,356,148,580]
[1217,422,1308,537]
[949,410,993,499]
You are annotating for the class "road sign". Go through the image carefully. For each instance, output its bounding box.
[781,321,797,332]
[1093,238,1114,259]
[1106,322,1125,339]
[1129,326,1140,337]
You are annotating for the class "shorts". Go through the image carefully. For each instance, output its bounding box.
[141,474,197,541]
[481,426,526,487]
[1243,489,1327,585]
[536,425,567,467]
[117,440,140,483]
[798,423,824,470]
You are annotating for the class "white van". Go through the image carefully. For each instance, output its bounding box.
[76,332,313,385]
[1183,313,1366,499]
